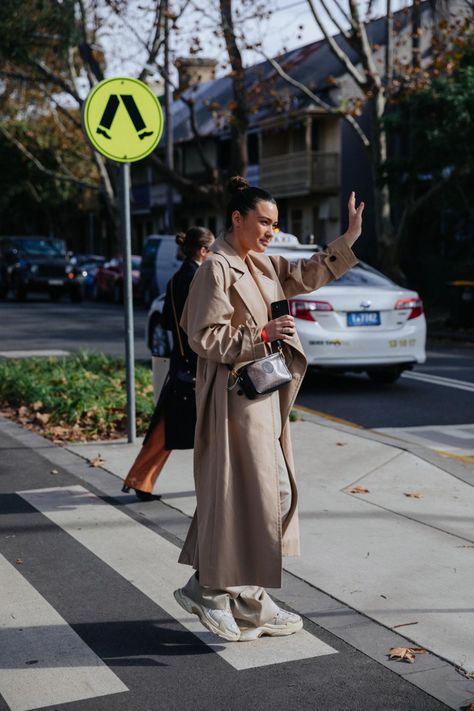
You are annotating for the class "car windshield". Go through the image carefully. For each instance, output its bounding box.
[328,263,397,288]
[16,239,66,257]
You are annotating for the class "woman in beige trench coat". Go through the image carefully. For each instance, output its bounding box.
[174,177,364,642]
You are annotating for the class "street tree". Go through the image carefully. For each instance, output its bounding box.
[262,0,473,277]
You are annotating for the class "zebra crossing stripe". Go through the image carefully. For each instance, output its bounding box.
[0,554,127,711]
[18,485,337,671]
[402,371,474,393]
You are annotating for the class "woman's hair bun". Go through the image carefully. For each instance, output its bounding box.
[227,176,250,194]
[175,231,186,246]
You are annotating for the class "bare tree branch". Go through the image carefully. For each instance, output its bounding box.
[348,0,383,91]
[30,59,82,104]
[263,52,371,149]
[0,125,98,190]
[317,0,353,40]
[306,0,366,86]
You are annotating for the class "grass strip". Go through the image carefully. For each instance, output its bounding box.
[0,351,155,441]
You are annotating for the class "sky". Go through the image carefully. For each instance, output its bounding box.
[98,0,414,88]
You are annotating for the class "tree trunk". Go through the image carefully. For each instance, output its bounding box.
[368,101,405,282]
[219,0,249,178]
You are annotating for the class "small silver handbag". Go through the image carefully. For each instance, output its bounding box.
[228,347,292,400]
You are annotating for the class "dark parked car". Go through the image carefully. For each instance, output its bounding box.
[94,255,142,302]
[67,254,106,299]
[0,236,83,302]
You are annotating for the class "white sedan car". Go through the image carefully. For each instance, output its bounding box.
[268,244,426,383]
[146,237,426,385]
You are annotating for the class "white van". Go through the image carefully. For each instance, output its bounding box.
[139,234,183,306]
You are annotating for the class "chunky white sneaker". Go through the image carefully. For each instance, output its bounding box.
[173,588,241,642]
[238,607,303,641]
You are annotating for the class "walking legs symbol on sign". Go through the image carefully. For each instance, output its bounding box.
[96,94,154,140]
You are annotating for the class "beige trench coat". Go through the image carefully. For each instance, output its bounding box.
[179,236,357,588]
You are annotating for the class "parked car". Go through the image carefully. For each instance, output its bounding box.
[0,235,83,302]
[67,255,106,299]
[94,255,142,302]
[145,235,426,384]
[266,240,426,383]
[139,234,182,306]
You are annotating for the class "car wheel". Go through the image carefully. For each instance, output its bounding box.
[11,278,27,302]
[367,367,402,384]
[149,314,171,356]
[113,283,122,304]
[70,289,83,303]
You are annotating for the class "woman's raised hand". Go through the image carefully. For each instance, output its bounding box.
[344,192,364,247]
[264,315,296,342]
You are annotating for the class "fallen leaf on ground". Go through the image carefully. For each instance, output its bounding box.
[461,700,474,710]
[457,668,474,679]
[88,455,105,467]
[31,401,43,411]
[35,412,51,426]
[141,384,154,395]
[389,647,427,663]
[16,559,24,565]
[350,485,369,494]
[403,491,423,498]
[18,406,29,418]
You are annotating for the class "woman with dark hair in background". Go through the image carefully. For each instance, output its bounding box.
[122,226,215,501]
[173,177,363,642]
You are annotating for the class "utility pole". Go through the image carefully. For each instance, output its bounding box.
[164,0,174,233]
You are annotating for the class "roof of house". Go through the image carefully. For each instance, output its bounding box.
[170,5,426,143]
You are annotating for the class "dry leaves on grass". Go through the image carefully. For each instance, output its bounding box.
[350,485,370,494]
[389,647,428,663]
[88,455,106,467]
[403,492,423,499]
[34,412,51,427]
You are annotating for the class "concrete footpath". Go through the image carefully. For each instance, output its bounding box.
[1,409,474,710]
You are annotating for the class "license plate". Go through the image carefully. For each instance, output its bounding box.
[347,311,381,326]
[48,279,63,286]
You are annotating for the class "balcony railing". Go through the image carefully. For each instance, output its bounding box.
[259,151,340,197]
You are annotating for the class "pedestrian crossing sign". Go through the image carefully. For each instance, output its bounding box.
[82,77,164,162]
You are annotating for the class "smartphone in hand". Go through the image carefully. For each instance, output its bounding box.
[271,299,290,320]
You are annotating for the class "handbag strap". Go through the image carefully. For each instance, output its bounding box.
[170,276,186,359]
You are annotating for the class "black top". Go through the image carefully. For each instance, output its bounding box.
[161,258,199,373]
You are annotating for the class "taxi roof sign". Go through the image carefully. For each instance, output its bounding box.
[82,77,164,162]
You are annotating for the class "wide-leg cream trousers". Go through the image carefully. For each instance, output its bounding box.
[183,392,292,627]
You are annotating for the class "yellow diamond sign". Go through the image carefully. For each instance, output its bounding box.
[82,77,164,162]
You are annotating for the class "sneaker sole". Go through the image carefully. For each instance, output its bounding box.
[173,588,240,642]
[238,618,303,642]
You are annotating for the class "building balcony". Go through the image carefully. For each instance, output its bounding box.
[259,151,340,198]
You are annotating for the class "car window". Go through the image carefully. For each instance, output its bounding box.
[143,239,160,257]
[270,249,397,288]
[328,263,397,288]
[14,238,66,256]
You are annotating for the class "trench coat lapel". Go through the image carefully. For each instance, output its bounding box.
[211,239,265,326]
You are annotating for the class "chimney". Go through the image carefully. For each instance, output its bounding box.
[175,57,217,93]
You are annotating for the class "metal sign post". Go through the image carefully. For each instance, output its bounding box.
[82,77,164,444]
[119,162,136,442]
